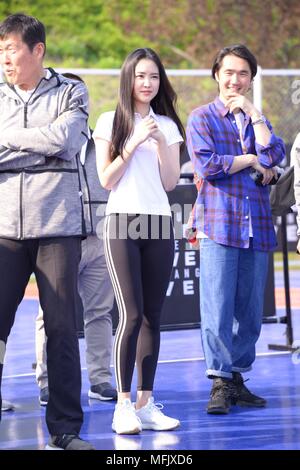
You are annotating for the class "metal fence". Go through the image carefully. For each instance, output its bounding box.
[1,66,299,244]
[53,67,300,162]
[2,66,300,156]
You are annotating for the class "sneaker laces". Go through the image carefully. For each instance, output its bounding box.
[233,372,249,386]
[230,375,254,401]
[234,376,251,393]
[241,378,251,391]
[118,399,141,423]
[146,398,165,416]
[211,381,231,400]
[117,399,135,414]
[239,380,258,398]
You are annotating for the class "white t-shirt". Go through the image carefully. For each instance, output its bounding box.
[93,108,183,216]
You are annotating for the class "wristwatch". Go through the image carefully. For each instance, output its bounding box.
[252,115,267,126]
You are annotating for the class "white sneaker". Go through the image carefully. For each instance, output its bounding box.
[135,397,180,431]
[112,399,142,435]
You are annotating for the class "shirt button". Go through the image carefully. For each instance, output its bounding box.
[237,139,240,142]
[245,215,249,219]
[246,196,249,199]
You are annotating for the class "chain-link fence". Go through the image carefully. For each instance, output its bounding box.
[261,71,300,163]
[1,66,299,244]
[55,67,300,164]
[2,65,299,158]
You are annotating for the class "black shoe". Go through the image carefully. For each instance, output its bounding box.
[45,434,95,450]
[231,372,267,407]
[1,400,15,412]
[207,378,231,414]
[88,382,117,401]
[39,386,49,406]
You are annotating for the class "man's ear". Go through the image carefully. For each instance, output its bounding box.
[215,72,219,83]
[34,42,45,59]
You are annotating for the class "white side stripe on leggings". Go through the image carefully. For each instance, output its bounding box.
[103,215,127,392]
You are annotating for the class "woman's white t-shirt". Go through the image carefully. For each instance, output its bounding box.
[93,108,183,216]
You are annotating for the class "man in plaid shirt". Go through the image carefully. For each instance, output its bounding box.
[186,44,285,415]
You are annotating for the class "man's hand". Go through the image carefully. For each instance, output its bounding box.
[252,160,277,185]
[225,93,260,118]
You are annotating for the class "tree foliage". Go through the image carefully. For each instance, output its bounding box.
[1,0,299,68]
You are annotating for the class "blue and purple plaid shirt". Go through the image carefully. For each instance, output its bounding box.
[186,97,285,251]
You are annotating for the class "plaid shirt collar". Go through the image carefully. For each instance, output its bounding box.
[214,96,229,117]
[213,96,251,127]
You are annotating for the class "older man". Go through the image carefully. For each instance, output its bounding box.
[0,13,93,450]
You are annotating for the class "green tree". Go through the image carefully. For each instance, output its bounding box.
[1,0,299,68]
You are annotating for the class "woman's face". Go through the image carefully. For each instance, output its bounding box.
[133,58,160,107]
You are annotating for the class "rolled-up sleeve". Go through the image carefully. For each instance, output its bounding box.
[255,121,286,168]
[186,111,234,180]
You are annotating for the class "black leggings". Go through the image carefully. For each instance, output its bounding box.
[104,214,174,392]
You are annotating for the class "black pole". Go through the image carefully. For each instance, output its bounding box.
[268,214,295,351]
[281,215,294,345]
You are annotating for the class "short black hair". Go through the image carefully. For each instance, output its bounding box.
[211,44,257,80]
[0,13,46,53]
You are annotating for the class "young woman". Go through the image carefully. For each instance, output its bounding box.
[93,48,185,435]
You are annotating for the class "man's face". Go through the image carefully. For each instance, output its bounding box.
[0,33,44,90]
[215,54,252,102]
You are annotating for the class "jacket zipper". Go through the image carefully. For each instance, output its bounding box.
[20,173,24,239]
[75,154,87,237]
[19,103,29,239]
[82,161,93,234]
[24,103,28,127]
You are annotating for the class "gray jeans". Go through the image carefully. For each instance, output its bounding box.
[35,234,115,389]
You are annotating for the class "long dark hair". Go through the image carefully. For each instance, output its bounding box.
[110,47,185,161]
